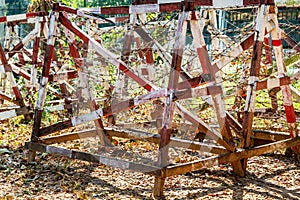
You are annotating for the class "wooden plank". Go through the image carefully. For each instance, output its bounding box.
[269,10,299,151]
[242,4,267,151]
[38,89,168,136]
[25,141,161,175]
[173,85,222,101]
[40,128,230,154]
[48,71,78,82]
[226,111,242,135]
[0,12,46,24]
[175,103,235,152]
[256,76,290,90]
[32,11,57,139]
[177,33,255,90]
[58,1,268,17]
[163,136,300,177]
[252,130,290,141]
[158,12,187,167]
[0,91,20,105]
[59,14,156,92]
[0,45,27,108]
[190,17,234,147]
[154,13,188,196]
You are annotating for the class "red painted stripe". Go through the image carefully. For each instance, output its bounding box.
[135,38,144,59]
[249,41,263,76]
[59,14,89,44]
[256,80,267,90]
[264,37,272,64]
[8,42,24,58]
[115,16,129,23]
[144,84,152,91]
[280,76,290,86]
[132,0,157,5]
[0,44,8,65]
[68,44,82,68]
[211,63,219,75]
[272,39,282,47]
[43,45,54,78]
[263,37,269,43]
[119,64,128,73]
[59,83,68,95]
[119,64,153,91]
[284,105,296,123]
[12,87,22,101]
[159,3,181,12]
[196,47,210,75]
[243,0,260,6]
[18,53,25,65]
[0,16,6,23]
[32,37,40,64]
[241,33,254,51]
[145,48,154,64]
[101,6,129,15]
[19,71,30,81]
[194,0,212,6]
[58,5,77,14]
[26,13,37,18]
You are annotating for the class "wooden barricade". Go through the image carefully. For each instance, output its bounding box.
[19,0,300,198]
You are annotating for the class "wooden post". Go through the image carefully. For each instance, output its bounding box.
[30,19,41,92]
[190,10,245,176]
[241,4,268,171]
[268,5,299,152]
[154,11,187,198]
[263,29,272,65]
[30,8,58,161]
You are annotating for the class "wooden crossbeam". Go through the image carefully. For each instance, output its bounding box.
[38,84,222,137]
[177,32,255,90]
[0,45,27,109]
[256,76,290,90]
[25,141,161,175]
[162,136,300,177]
[39,128,230,155]
[57,1,274,16]
[0,12,46,24]
[24,8,231,154]
[25,135,300,179]
[252,130,290,141]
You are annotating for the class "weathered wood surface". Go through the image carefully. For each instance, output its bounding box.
[162,136,300,177]
[25,141,161,175]
[25,136,300,178]
[40,128,230,154]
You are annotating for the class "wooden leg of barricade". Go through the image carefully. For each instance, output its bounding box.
[153,176,166,199]
[231,161,245,177]
[27,150,36,162]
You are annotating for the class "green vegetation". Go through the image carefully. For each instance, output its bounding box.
[277,0,300,5]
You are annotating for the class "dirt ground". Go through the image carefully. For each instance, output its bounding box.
[0,121,300,199]
[0,147,299,199]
